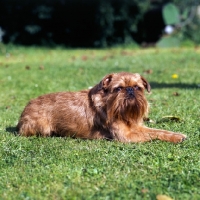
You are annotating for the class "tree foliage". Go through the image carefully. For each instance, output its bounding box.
[0,0,199,47]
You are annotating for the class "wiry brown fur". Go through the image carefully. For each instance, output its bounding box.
[17,72,187,143]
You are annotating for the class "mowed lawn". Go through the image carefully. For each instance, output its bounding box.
[0,44,199,200]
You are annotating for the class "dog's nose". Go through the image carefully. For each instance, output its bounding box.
[126,87,134,96]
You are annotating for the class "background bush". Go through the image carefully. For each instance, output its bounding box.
[0,0,199,47]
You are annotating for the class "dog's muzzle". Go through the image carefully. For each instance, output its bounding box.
[126,87,134,98]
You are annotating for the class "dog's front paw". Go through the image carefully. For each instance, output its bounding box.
[171,133,187,143]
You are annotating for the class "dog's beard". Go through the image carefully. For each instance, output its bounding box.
[106,92,148,124]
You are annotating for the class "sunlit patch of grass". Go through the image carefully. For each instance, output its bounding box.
[0,44,199,199]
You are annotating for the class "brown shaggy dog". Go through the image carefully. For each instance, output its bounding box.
[17,72,187,143]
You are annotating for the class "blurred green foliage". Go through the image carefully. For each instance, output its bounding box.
[163,3,180,25]
[0,0,199,47]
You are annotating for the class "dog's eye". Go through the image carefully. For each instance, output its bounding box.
[134,86,140,90]
[115,87,122,92]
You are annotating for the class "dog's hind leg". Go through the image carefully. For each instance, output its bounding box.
[17,117,52,137]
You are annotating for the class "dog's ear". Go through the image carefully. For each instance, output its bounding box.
[141,76,151,93]
[97,74,113,91]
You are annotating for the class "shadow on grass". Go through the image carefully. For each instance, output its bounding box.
[6,126,18,135]
[150,82,199,89]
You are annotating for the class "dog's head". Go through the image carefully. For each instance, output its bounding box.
[90,72,151,124]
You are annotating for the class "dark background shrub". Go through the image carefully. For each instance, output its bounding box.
[0,0,199,47]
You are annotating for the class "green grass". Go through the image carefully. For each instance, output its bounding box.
[0,44,200,200]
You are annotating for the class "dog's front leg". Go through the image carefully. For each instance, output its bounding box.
[111,122,187,143]
[132,127,187,143]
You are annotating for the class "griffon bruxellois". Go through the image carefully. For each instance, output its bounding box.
[17,72,187,143]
